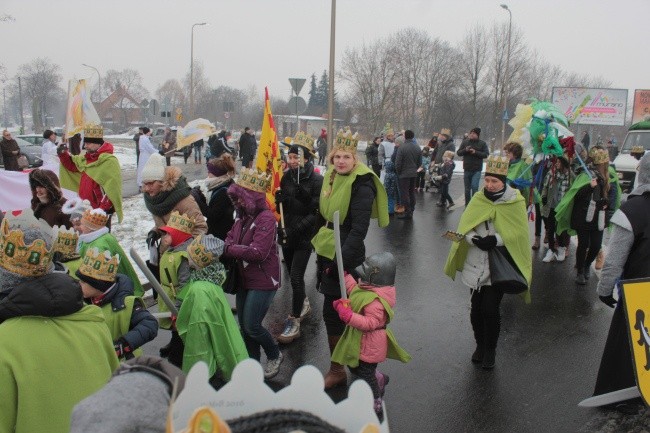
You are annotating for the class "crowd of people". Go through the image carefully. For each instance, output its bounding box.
[1,119,649,432]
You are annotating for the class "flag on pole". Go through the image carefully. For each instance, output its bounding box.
[254,87,282,220]
[176,118,216,150]
[65,79,101,138]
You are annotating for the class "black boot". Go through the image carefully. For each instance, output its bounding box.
[482,348,496,369]
[575,269,586,285]
[470,310,483,363]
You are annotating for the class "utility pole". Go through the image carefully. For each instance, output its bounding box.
[190,22,207,119]
[18,77,25,133]
[327,0,336,154]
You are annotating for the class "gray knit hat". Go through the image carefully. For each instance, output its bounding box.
[638,152,650,186]
[187,234,224,268]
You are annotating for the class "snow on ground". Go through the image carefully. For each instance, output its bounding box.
[108,137,138,170]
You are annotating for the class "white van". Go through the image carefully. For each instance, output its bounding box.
[613,124,650,191]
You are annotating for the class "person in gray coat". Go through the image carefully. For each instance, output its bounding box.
[394,130,422,219]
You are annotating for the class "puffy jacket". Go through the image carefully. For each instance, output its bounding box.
[457,139,489,172]
[395,138,422,178]
[277,163,324,249]
[29,168,71,228]
[206,178,235,241]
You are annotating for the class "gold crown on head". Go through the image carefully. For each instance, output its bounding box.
[0,213,55,277]
[187,235,214,268]
[383,123,394,136]
[81,208,109,230]
[166,211,195,235]
[485,156,509,177]
[631,145,645,154]
[293,131,316,153]
[84,123,103,139]
[589,147,609,165]
[78,247,120,282]
[237,168,272,193]
[439,128,451,137]
[334,128,359,153]
[53,225,79,261]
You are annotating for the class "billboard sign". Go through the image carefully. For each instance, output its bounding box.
[632,89,650,125]
[551,87,628,126]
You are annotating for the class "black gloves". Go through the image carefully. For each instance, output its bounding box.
[274,190,286,205]
[146,229,161,249]
[323,263,339,282]
[472,235,497,251]
[114,337,134,359]
[599,295,617,308]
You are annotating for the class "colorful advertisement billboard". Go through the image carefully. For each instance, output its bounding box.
[551,87,628,126]
[632,89,650,125]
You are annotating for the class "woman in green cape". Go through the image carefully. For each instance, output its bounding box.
[444,156,532,370]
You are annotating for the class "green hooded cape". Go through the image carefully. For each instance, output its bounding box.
[175,278,248,380]
[443,189,532,303]
[554,166,622,237]
[507,159,533,206]
[59,152,124,222]
[312,163,389,259]
[331,286,411,368]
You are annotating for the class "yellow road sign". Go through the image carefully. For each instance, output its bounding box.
[176,114,183,122]
[622,278,650,406]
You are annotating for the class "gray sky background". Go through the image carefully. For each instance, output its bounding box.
[1,0,648,101]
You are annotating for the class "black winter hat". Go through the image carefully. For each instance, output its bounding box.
[75,269,115,292]
[470,127,481,137]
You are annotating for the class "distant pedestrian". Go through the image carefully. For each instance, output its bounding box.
[416,147,431,191]
[238,127,257,168]
[41,129,59,167]
[1,129,20,171]
[136,127,157,189]
[581,130,590,150]
[193,138,204,164]
[162,127,177,166]
[457,127,489,205]
[133,127,143,165]
[395,130,422,219]
[435,150,456,209]
[366,136,381,177]
[433,128,455,165]
[378,124,396,168]
[317,128,328,165]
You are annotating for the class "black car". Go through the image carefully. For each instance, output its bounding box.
[0,137,44,168]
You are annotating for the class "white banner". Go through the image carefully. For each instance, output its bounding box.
[0,165,78,213]
[551,87,628,126]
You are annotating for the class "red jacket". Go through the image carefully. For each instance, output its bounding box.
[59,142,115,212]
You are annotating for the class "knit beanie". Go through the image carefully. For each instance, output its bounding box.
[75,271,115,292]
[638,152,650,186]
[470,127,481,137]
[142,154,167,183]
[207,159,228,177]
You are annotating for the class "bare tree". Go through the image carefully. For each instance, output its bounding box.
[17,58,63,132]
[458,25,490,126]
[102,69,149,129]
[155,79,186,119]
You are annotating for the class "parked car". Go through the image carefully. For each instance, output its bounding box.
[17,134,45,146]
[0,137,43,168]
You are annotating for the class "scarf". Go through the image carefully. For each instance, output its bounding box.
[144,176,191,217]
[484,186,506,202]
[206,174,233,192]
[189,261,226,287]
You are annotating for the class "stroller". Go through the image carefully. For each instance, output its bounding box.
[425,162,442,192]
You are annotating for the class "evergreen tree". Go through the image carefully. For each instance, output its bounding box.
[316,70,329,110]
[307,73,318,113]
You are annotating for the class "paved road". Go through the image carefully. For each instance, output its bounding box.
[140,176,647,432]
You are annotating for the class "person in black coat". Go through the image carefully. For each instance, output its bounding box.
[365,137,381,177]
[457,127,489,205]
[239,127,257,169]
[274,144,323,345]
[208,130,234,160]
[204,154,236,241]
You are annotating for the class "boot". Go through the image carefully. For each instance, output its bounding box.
[532,236,540,250]
[470,311,483,363]
[482,311,500,370]
[324,335,347,389]
[375,370,390,397]
[575,269,586,285]
[595,249,605,270]
[584,267,592,280]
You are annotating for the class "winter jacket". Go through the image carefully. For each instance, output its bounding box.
[238,132,257,159]
[0,272,119,433]
[208,133,234,159]
[365,143,380,167]
[137,134,158,186]
[147,166,208,237]
[570,169,618,231]
[343,274,393,363]
[434,138,456,164]
[439,160,455,185]
[378,140,395,165]
[276,163,324,249]
[395,138,422,178]
[1,137,20,171]
[206,177,235,241]
[29,168,71,228]
[90,273,158,353]
[457,139,489,172]
[224,184,280,291]
[58,141,118,212]
[460,186,516,289]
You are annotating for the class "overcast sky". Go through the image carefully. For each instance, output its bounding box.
[1,0,648,102]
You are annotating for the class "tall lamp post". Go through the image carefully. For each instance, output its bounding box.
[190,22,207,120]
[500,4,512,151]
[82,63,101,103]
[326,0,336,154]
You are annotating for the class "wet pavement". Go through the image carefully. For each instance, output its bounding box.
[141,177,646,432]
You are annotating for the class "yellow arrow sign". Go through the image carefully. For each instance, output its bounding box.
[622,278,650,406]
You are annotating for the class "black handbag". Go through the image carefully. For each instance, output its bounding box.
[488,246,527,294]
[221,257,239,295]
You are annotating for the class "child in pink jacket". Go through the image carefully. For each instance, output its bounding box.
[331,252,411,422]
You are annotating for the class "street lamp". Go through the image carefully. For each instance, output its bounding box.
[326,0,336,154]
[82,63,101,104]
[500,4,512,151]
[190,22,207,120]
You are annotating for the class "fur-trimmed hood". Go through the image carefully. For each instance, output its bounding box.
[29,169,63,204]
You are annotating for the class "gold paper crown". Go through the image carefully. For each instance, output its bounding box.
[78,247,120,282]
[187,235,214,268]
[485,156,509,177]
[293,131,316,153]
[83,123,104,139]
[631,145,645,154]
[53,225,79,261]
[439,128,451,137]
[165,211,195,235]
[81,208,109,229]
[0,213,54,277]
[589,147,609,165]
[383,123,394,136]
[236,168,272,193]
[334,128,359,153]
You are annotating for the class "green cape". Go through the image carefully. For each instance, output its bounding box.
[507,159,532,206]
[59,152,124,222]
[443,189,532,303]
[331,286,411,368]
[311,163,389,259]
[175,279,248,380]
[555,166,622,237]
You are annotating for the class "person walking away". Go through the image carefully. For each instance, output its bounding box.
[457,128,489,206]
[366,137,382,178]
[41,129,59,167]
[555,147,621,285]
[331,253,411,422]
[592,153,650,404]
[317,128,328,166]
[416,147,431,191]
[540,156,572,263]
[383,160,399,215]
[205,154,236,240]
[394,130,421,219]
[133,127,143,165]
[239,127,257,169]
[311,130,389,389]
[223,168,283,379]
[193,138,204,164]
[275,139,323,344]
[1,129,20,171]
[435,150,456,208]
[137,127,157,190]
[444,156,532,369]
